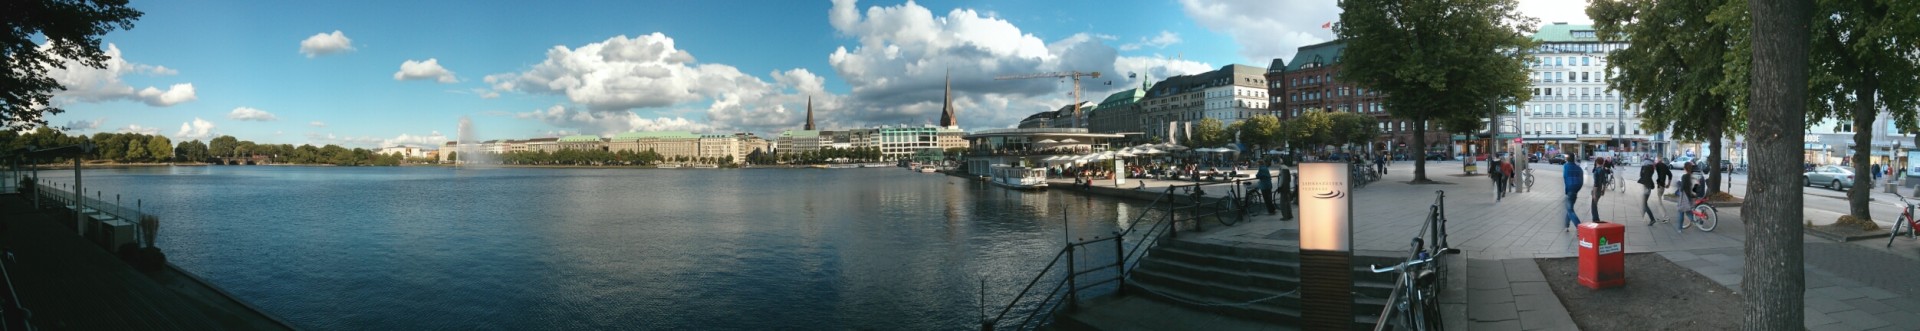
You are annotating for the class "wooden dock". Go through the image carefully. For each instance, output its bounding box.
[0,194,293,330]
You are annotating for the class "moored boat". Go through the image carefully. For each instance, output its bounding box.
[987,164,1047,189]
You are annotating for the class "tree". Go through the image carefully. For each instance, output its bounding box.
[0,0,144,131]
[1591,0,1742,197]
[1337,0,1536,183]
[146,135,170,162]
[1189,118,1228,148]
[1329,112,1382,147]
[235,140,257,158]
[123,136,147,161]
[1745,0,1811,327]
[1237,115,1284,153]
[208,135,237,158]
[1804,0,1920,222]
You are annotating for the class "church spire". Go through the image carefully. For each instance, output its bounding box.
[804,96,815,131]
[939,70,958,128]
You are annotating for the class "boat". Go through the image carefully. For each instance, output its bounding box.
[657,164,682,169]
[919,166,938,173]
[690,164,719,169]
[827,164,859,169]
[987,164,1048,190]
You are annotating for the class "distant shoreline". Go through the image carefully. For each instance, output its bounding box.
[7,163,893,170]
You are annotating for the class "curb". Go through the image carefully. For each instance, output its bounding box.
[1806,226,1891,243]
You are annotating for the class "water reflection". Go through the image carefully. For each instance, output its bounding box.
[36,166,1144,330]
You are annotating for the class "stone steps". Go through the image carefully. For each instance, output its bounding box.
[1114,237,1408,330]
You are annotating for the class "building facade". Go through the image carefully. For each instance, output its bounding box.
[1517,23,1651,160]
[1140,64,1268,143]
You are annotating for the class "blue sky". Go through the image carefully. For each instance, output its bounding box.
[42,0,1588,148]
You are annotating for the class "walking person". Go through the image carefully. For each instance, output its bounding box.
[1492,158,1508,202]
[1257,161,1277,215]
[1639,158,1665,225]
[1501,158,1516,193]
[1675,163,1702,232]
[1375,155,1387,175]
[1591,157,1612,221]
[1564,158,1585,231]
[1276,163,1294,220]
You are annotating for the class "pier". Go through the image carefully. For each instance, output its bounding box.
[1,188,294,330]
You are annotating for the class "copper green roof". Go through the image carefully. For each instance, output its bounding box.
[1098,88,1144,108]
[558,135,602,143]
[1533,23,1599,42]
[780,130,820,138]
[613,131,699,140]
[1286,39,1345,72]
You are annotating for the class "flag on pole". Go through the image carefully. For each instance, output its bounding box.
[1321,21,1332,29]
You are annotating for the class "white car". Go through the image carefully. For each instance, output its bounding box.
[1669,156,1695,170]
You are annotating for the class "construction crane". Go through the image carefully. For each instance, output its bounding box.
[995,71,1102,128]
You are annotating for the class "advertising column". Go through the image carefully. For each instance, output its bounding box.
[1298,162,1352,330]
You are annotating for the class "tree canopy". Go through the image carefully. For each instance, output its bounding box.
[1590,0,1742,196]
[1,0,144,131]
[1338,0,1536,182]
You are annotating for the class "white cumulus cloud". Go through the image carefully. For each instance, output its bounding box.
[1179,0,1336,63]
[1119,31,1183,51]
[175,117,216,140]
[227,107,278,121]
[299,30,355,57]
[45,43,197,107]
[118,124,160,135]
[485,33,754,111]
[309,121,327,127]
[515,104,713,136]
[394,58,458,83]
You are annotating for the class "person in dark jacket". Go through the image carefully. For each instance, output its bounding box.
[1275,164,1293,220]
[1676,163,1703,232]
[1564,160,1584,230]
[1640,158,1664,225]
[1591,158,1612,221]
[1256,162,1276,215]
[1492,157,1508,202]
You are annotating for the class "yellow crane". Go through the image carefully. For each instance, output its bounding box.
[995,71,1102,128]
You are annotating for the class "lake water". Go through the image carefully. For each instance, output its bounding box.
[29,166,1147,330]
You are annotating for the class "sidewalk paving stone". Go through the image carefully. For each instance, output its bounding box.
[1134,161,1920,330]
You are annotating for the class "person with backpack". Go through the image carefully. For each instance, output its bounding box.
[1501,158,1516,193]
[1639,158,1664,225]
[1492,157,1508,202]
[1564,158,1585,231]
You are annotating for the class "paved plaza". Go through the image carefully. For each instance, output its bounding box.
[1075,160,1920,330]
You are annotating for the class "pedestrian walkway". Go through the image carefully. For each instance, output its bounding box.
[1166,161,1920,330]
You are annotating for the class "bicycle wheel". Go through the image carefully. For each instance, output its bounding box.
[1694,205,1718,231]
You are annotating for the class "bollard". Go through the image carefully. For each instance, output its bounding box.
[1113,231,1126,296]
[1065,243,1077,312]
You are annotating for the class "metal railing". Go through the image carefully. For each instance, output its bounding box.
[0,254,33,331]
[979,182,1240,331]
[27,178,153,249]
[1374,190,1451,330]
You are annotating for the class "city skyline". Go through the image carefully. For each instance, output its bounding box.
[33,0,1593,149]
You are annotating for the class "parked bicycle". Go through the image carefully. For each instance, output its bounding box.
[1679,195,1719,232]
[1888,193,1918,247]
[1520,168,1535,192]
[1372,238,1459,331]
[1372,191,1452,331]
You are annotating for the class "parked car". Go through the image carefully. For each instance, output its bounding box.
[1804,165,1855,190]
[1426,152,1451,161]
[1718,160,1735,173]
[1669,156,1696,169]
[1548,154,1567,164]
[1527,154,1540,163]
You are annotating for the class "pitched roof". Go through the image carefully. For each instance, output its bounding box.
[558,135,602,143]
[1533,23,1600,42]
[1286,39,1346,72]
[613,131,699,140]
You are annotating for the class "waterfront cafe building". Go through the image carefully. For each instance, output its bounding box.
[961,128,1127,176]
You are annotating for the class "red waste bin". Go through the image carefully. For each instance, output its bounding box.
[1577,221,1625,289]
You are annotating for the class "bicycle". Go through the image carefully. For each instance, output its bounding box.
[1678,195,1719,232]
[1520,168,1535,192]
[1888,194,1918,247]
[1371,238,1460,331]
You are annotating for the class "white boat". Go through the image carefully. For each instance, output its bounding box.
[987,164,1048,190]
[919,166,938,173]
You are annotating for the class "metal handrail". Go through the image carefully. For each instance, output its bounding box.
[982,182,1234,331]
[29,178,151,249]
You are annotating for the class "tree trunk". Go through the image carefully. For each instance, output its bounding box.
[1744,0,1810,328]
[1412,118,1430,183]
[1848,84,1878,220]
[1707,107,1726,197]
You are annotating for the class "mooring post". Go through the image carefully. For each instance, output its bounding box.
[1065,242,1077,312]
[1113,231,1125,296]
